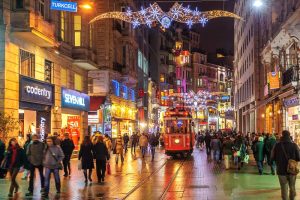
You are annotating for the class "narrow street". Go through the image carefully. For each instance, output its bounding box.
[0,147,297,200]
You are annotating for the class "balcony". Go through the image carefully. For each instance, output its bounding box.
[10,10,57,47]
[72,48,98,70]
[282,65,299,86]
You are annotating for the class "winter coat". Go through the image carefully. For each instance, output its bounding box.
[115,137,124,154]
[6,147,26,169]
[149,135,159,147]
[61,139,75,156]
[93,142,110,161]
[139,135,148,147]
[253,141,264,161]
[210,139,221,151]
[104,137,112,151]
[223,139,233,155]
[23,140,31,169]
[204,134,212,147]
[43,145,65,169]
[78,143,94,170]
[271,136,300,175]
[123,135,129,144]
[131,134,138,145]
[27,140,45,166]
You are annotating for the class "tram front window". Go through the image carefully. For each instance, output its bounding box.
[166,120,190,133]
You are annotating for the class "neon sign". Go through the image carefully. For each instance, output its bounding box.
[61,88,90,111]
[50,0,77,12]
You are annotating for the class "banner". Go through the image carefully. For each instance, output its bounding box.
[67,116,80,150]
[268,72,280,90]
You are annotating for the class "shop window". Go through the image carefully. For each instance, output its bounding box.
[38,0,45,18]
[74,73,83,91]
[74,16,81,47]
[60,12,65,41]
[44,60,53,83]
[15,0,24,9]
[61,68,67,87]
[20,49,35,78]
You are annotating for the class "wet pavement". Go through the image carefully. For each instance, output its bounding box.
[0,147,299,200]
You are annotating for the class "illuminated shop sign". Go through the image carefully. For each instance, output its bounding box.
[284,95,299,108]
[111,80,135,101]
[20,76,54,106]
[61,88,90,111]
[37,111,51,142]
[50,0,77,12]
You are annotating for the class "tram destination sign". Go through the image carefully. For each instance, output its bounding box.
[50,0,77,12]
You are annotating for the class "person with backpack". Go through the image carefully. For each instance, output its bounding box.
[271,130,300,200]
[60,133,75,177]
[149,134,159,161]
[26,134,45,196]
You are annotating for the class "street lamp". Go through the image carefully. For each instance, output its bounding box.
[253,0,263,8]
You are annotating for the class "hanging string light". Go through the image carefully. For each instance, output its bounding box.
[89,2,242,29]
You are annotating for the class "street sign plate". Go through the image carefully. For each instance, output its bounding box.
[50,0,77,12]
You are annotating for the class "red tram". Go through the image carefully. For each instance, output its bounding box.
[163,107,195,157]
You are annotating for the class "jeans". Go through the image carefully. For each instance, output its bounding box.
[278,175,297,200]
[256,161,263,174]
[28,165,44,193]
[150,146,156,160]
[131,143,136,153]
[44,168,61,195]
[212,150,220,162]
[269,161,276,174]
[9,168,19,194]
[96,159,106,181]
[63,154,71,176]
[141,146,147,158]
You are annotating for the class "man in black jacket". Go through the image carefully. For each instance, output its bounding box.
[93,136,110,183]
[271,130,300,200]
[61,133,75,177]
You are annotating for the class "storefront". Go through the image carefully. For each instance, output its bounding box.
[284,95,300,146]
[19,76,54,141]
[61,88,90,150]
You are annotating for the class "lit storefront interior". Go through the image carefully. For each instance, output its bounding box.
[284,95,300,146]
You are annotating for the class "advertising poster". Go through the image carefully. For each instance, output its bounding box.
[67,116,80,150]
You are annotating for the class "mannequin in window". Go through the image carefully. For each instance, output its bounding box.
[28,123,36,134]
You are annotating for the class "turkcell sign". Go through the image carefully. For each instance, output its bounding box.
[61,88,90,111]
[50,0,77,12]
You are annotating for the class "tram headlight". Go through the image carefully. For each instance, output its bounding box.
[174,139,180,144]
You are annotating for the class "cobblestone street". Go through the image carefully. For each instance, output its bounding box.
[0,147,299,200]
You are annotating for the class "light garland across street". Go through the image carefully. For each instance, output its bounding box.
[89,2,242,29]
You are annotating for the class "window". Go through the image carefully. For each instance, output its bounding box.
[160,74,165,83]
[44,60,53,83]
[61,68,67,87]
[20,49,35,78]
[74,16,81,46]
[220,74,224,82]
[60,12,65,41]
[16,0,24,9]
[74,73,83,91]
[38,0,45,18]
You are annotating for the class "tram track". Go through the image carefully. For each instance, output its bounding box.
[121,158,186,200]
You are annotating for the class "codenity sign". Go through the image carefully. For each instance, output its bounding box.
[20,76,54,106]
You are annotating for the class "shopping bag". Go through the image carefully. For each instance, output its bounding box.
[243,154,250,164]
[78,161,82,171]
[106,162,111,175]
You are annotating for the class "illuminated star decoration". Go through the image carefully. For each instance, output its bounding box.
[89,2,243,29]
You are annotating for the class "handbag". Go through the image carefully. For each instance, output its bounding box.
[281,143,299,175]
[106,162,111,175]
[48,148,63,170]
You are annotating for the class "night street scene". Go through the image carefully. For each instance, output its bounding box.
[1,0,300,199]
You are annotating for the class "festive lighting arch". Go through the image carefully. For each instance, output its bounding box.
[89,2,242,29]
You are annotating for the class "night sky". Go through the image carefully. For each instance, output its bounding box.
[149,0,235,54]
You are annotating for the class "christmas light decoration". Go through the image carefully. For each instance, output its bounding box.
[89,2,242,29]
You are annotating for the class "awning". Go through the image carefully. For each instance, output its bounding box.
[90,96,106,111]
